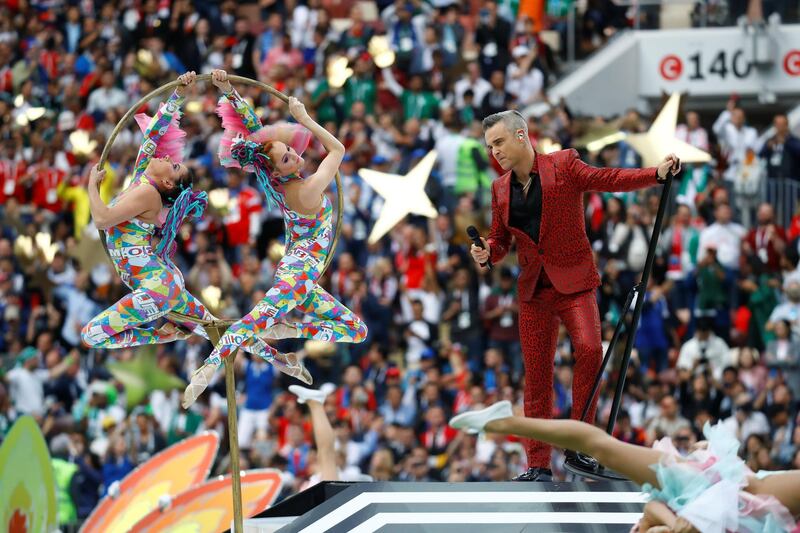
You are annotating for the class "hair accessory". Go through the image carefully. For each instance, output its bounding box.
[230,137,264,168]
[155,186,208,262]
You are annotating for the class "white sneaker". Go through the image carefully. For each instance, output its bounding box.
[449,401,513,434]
[289,384,331,404]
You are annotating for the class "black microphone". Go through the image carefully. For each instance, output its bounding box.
[466,225,492,270]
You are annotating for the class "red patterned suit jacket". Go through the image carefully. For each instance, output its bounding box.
[487,149,658,302]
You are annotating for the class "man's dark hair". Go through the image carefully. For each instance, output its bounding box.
[161,166,195,206]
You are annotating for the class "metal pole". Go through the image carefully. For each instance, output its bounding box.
[579,289,635,422]
[605,176,673,435]
[224,355,244,533]
[206,323,244,532]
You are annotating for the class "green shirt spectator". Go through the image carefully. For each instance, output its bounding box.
[311,79,344,125]
[344,75,376,117]
[381,68,440,121]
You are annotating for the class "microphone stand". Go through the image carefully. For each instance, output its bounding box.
[564,175,673,481]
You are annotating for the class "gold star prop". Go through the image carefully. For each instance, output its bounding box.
[573,119,626,152]
[624,93,711,167]
[359,150,438,244]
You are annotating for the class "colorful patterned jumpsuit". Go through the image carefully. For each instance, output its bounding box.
[203,90,368,367]
[80,91,271,359]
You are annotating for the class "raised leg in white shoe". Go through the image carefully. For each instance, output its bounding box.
[480,415,664,489]
[289,385,328,404]
[306,393,337,481]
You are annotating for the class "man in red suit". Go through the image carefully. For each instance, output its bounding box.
[471,111,680,480]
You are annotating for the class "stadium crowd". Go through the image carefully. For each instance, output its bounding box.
[0,0,799,528]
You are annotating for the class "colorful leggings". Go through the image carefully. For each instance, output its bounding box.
[81,263,273,357]
[204,245,368,366]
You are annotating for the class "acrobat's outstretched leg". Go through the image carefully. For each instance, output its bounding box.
[81,274,185,348]
[183,254,319,407]
[201,249,329,365]
[450,402,663,488]
[257,285,368,344]
[164,279,289,361]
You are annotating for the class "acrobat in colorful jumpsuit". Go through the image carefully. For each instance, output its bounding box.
[80,91,269,359]
[203,90,368,367]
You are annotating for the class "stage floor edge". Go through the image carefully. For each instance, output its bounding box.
[240,481,646,533]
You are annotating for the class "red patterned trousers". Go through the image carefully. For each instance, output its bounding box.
[518,282,602,469]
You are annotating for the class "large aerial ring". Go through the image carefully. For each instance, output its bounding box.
[96,75,344,327]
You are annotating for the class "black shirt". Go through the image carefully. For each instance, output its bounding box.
[509,171,542,243]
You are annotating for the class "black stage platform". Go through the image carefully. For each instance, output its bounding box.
[242,481,646,532]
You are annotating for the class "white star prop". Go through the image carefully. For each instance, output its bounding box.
[359,150,438,244]
[624,93,711,167]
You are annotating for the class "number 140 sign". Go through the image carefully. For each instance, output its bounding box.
[648,48,800,96]
[659,50,753,81]
[659,49,752,81]
[639,27,800,97]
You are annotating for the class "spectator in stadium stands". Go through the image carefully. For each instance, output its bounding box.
[612,410,648,446]
[453,60,491,110]
[766,280,800,338]
[646,395,691,442]
[713,96,759,183]
[675,111,712,207]
[720,392,770,443]
[238,356,275,451]
[480,70,513,119]
[127,406,166,463]
[102,435,134,495]
[763,319,800,396]
[634,278,671,377]
[7,347,72,418]
[743,203,787,274]
[403,299,437,369]
[699,203,746,305]
[379,384,417,427]
[434,108,467,213]
[733,346,768,396]
[760,113,800,180]
[676,317,732,381]
[678,371,722,425]
[482,268,521,379]
[442,268,482,369]
[381,68,441,121]
[676,111,710,152]
[505,45,545,107]
[475,0,512,79]
[86,70,128,120]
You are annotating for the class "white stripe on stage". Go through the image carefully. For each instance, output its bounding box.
[350,512,644,533]
[298,491,647,533]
